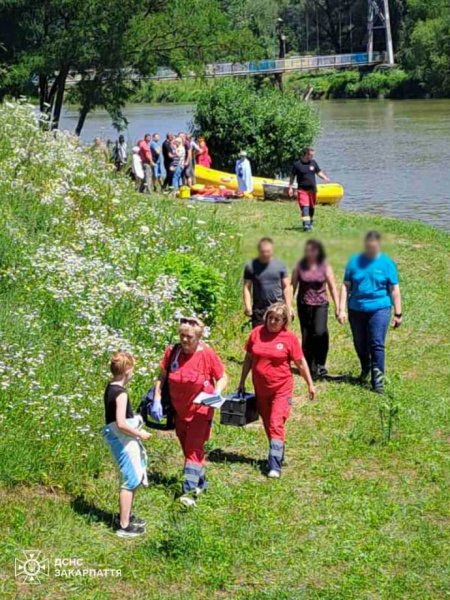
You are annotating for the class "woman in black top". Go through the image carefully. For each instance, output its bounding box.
[103,351,150,538]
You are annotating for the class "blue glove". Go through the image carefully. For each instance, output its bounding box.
[150,399,163,422]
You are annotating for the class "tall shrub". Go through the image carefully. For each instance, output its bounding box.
[192,79,320,177]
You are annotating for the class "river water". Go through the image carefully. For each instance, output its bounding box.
[60,100,450,231]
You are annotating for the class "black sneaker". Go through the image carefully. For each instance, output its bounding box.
[359,370,370,385]
[316,365,328,379]
[116,522,145,538]
[115,513,146,528]
[130,513,146,527]
[373,386,385,395]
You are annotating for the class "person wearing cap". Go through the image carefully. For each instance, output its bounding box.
[153,317,228,506]
[238,302,315,478]
[236,150,253,195]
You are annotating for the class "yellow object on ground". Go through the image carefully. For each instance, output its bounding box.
[194,164,344,205]
[179,185,191,199]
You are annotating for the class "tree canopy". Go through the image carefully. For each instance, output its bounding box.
[0,0,261,133]
[192,78,320,177]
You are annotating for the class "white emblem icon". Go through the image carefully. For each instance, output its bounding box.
[276,343,284,350]
[15,550,49,584]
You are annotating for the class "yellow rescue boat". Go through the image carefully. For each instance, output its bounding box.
[194,164,344,205]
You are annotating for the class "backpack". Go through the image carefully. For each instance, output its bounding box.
[138,345,180,431]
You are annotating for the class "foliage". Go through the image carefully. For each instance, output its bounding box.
[353,69,410,98]
[192,78,320,177]
[0,0,261,133]
[131,79,211,104]
[401,1,450,97]
[286,69,416,99]
[0,100,240,491]
[159,252,226,325]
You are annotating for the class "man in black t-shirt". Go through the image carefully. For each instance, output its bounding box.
[243,237,291,328]
[288,147,330,231]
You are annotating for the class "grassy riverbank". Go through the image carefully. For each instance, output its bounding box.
[0,101,449,599]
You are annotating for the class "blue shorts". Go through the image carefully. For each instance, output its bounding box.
[103,416,148,490]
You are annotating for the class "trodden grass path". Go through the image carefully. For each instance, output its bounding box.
[1,201,449,599]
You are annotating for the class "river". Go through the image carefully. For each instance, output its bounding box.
[60,100,450,231]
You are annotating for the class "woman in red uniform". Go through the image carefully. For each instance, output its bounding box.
[154,317,227,506]
[196,136,212,168]
[238,302,315,478]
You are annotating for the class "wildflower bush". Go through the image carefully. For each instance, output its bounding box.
[0,100,240,493]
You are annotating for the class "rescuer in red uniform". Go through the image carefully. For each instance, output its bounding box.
[238,302,315,478]
[154,317,228,506]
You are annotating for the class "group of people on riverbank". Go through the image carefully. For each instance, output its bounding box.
[93,132,212,193]
[103,230,402,538]
[95,136,333,231]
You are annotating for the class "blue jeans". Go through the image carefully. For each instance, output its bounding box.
[172,164,183,190]
[349,307,391,389]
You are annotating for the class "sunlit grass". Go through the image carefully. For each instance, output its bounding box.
[0,101,449,599]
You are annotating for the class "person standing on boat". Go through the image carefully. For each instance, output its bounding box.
[288,147,330,232]
[236,150,253,195]
[243,237,291,328]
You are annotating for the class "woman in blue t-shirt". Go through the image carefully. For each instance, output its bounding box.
[338,231,402,393]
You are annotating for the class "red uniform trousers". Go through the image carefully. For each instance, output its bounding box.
[175,413,212,493]
[297,190,317,231]
[255,388,292,443]
[256,387,292,473]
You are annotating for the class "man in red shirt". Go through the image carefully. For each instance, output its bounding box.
[239,303,315,478]
[138,134,154,194]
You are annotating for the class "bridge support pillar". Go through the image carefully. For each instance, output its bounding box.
[367,0,395,65]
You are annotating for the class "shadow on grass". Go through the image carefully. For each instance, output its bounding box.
[208,448,267,474]
[147,470,179,489]
[322,374,368,387]
[70,496,116,528]
[323,373,356,383]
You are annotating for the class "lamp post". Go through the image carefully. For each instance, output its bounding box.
[275,17,286,90]
[277,17,287,59]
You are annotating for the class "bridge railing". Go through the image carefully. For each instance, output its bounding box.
[155,52,385,80]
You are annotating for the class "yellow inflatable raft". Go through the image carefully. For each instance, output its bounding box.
[194,165,344,205]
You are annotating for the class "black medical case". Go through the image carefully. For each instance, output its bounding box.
[220,393,259,427]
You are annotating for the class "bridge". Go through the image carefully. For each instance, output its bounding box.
[151,51,386,81]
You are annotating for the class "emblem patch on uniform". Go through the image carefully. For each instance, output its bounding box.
[309,165,314,170]
[276,343,284,350]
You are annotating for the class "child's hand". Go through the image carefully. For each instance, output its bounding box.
[139,430,150,441]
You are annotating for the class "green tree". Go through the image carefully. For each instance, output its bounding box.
[400,0,450,96]
[0,0,261,134]
[192,78,320,177]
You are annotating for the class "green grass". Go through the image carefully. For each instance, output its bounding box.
[0,101,449,599]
